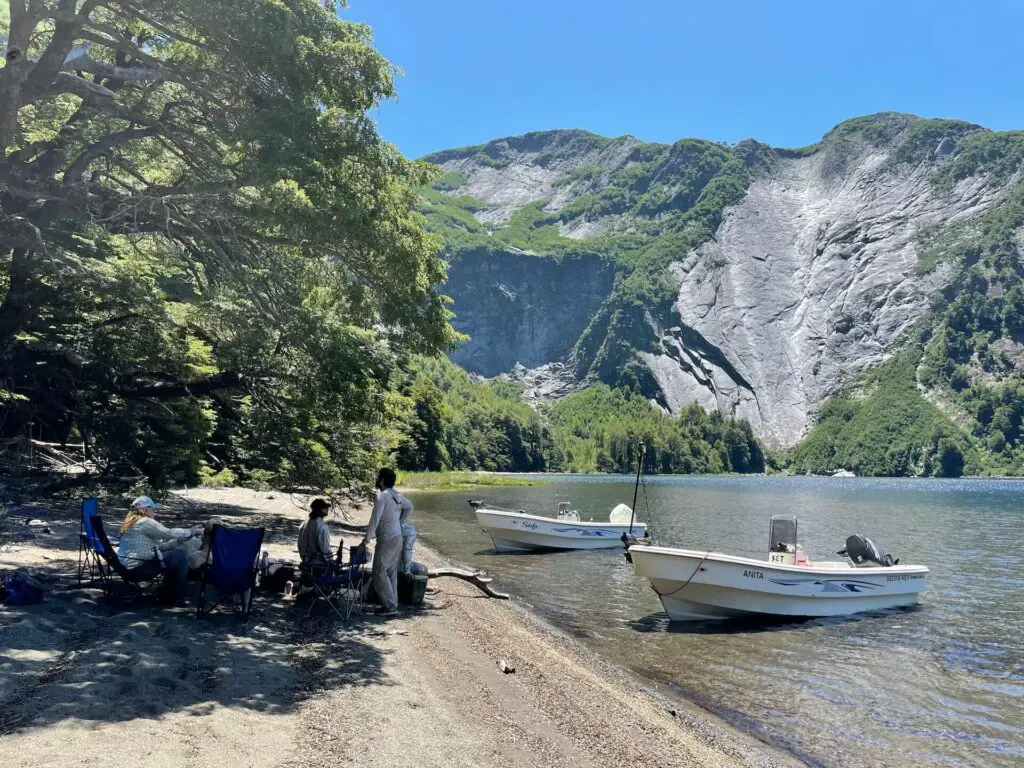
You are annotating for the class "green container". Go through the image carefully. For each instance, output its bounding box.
[398,572,428,605]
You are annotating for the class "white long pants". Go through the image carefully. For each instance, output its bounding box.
[371,534,403,610]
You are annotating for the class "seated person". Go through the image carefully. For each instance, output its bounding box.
[117,496,197,604]
[185,517,226,571]
[297,498,333,573]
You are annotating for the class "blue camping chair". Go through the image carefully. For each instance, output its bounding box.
[77,498,118,585]
[305,543,368,621]
[88,514,164,602]
[195,524,265,620]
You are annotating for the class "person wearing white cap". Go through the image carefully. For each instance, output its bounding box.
[117,496,199,603]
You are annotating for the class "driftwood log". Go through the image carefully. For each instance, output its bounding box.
[427,567,509,600]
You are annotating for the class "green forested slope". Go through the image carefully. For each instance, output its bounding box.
[393,360,764,475]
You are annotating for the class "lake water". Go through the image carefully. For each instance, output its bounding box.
[407,476,1024,767]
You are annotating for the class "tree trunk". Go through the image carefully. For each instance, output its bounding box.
[0,248,34,354]
[427,567,510,599]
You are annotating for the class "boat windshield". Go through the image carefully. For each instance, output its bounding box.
[769,515,798,553]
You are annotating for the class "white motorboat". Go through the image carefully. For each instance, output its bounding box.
[474,501,647,552]
[628,516,928,621]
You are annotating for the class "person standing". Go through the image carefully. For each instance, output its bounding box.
[363,468,413,615]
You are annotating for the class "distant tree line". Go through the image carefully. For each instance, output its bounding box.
[394,362,765,476]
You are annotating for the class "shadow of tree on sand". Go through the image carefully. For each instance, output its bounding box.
[0,585,390,735]
[0,491,388,736]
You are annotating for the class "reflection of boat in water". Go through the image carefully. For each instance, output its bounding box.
[473,501,646,552]
[628,515,928,621]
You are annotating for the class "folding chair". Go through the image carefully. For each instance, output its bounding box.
[195,524,265,620]
[305,543,368,621]
[89,514,164,602]
[77,498,117,585]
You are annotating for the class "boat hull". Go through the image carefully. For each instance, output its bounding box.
[629,545,928,621]
[475,509,646,552]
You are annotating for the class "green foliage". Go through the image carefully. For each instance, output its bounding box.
[495,201,567,252]
[552,164,606,188]
[473,152,513,169]
[546,385,764,474]
[394,361,764,476]
[398,471,545,491]
[0,1,456,491]
[572,155,751,381]
[198,466,237,487]
[821,113,915,149]
[939,131,1024,187]
[432,170,468,191]
[395,357,552,473]
[788,351,970,477]
[887,118,982,167]
[416,189,496,256]
[913,186,1024,474]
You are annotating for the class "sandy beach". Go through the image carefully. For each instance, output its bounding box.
[0,486,798,768]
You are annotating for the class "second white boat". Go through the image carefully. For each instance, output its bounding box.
[475,502,647,552]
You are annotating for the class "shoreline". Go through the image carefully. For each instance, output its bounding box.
[0,485,797,767]
[409,539,802,768]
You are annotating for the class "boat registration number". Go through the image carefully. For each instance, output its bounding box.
[886,573,925,582]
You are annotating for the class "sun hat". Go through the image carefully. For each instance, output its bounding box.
[130,495,162,510]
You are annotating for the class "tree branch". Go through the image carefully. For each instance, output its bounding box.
[107,2,207,48]
[63,125,162,184]
[52,70,117,102]
[24,0,101,98]
[64,55,162,82]
[119,371,243,399]
[0,1,45,149]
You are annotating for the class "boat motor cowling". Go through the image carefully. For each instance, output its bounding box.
[837,534,897,567]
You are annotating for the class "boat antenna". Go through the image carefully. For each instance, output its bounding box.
[629,442,646,535]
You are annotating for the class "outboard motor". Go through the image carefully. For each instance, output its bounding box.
[837,534,897,567]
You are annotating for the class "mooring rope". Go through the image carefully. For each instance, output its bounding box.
[651,550,712,598]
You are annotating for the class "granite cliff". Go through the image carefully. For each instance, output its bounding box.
[421,114,1024,454]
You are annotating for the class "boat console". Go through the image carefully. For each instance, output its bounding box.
[769,515,800,564]
[556,502,580,522]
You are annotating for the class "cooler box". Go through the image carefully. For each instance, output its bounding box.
[398,572,428,605]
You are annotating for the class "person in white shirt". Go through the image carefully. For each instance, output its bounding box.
[363,468,413,615]
[297,498,334,570]
[117,496,197,603]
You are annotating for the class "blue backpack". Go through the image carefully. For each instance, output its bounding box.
[1,569,45,606]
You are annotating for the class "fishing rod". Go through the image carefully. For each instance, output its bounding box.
[628,442,646,536]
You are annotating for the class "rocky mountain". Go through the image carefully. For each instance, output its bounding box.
[420,113,1024,467]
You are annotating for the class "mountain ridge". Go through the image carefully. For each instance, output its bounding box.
[419,112,1024,474]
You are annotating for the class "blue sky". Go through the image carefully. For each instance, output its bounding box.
[343,1,1024,159]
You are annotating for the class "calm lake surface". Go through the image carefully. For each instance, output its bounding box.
[407,476,1024,768]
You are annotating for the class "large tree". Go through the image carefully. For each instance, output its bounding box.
[0,1,456,487]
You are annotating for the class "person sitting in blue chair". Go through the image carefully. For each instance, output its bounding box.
[117,496,198,604]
